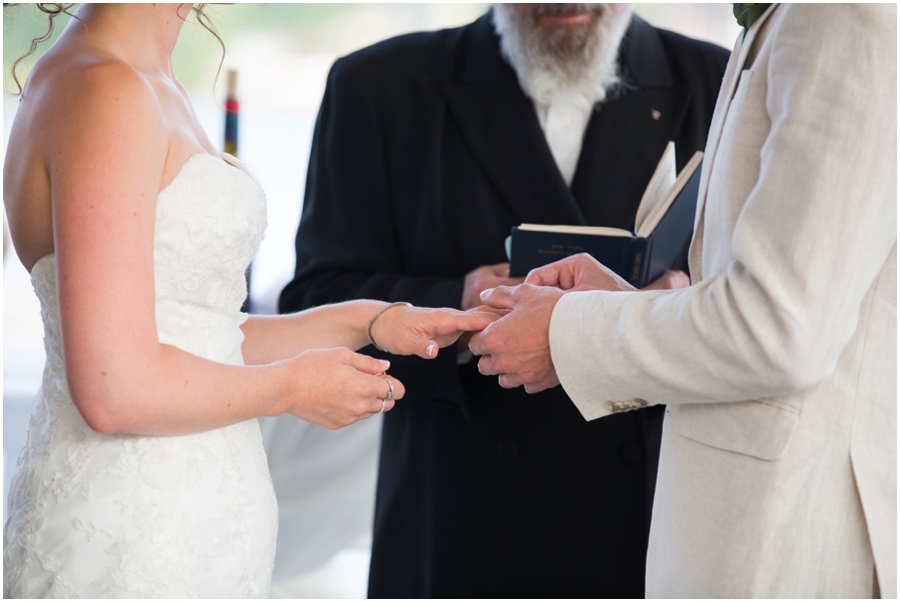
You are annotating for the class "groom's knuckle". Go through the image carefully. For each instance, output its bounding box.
[478,331,493,351]
[497,357,515,373]
[482,330,503,351]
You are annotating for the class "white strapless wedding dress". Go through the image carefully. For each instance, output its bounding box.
[3,154,278,598]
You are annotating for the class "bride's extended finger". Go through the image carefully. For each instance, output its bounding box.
[423,309,495,336]
[451,310,500,332]
[466,305,511,318]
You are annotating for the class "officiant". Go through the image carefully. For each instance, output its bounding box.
[280,4,728,597]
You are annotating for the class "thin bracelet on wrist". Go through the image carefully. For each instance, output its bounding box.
[366,302,413,352]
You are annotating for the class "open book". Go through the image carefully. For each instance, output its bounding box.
[507,143,703,287]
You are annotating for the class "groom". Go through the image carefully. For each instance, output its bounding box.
[281,3,728,597]
[471,4,897,597]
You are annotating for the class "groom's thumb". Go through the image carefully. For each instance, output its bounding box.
[480,285,517,310]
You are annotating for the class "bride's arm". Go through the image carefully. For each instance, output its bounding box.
[239,302,497,365]
[46,62,398,435]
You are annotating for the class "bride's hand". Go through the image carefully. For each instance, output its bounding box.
[369,305,499,358]
[283,348,404,429]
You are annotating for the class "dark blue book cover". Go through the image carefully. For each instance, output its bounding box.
[510,230,650,285]
[509,159,702,287]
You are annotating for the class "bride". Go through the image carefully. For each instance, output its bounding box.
[2,4,495,597]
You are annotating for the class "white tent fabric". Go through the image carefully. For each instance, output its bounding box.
[259,414,382,582]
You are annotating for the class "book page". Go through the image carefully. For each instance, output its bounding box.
[634,141,676,232]
[518,223,633,237]
[636,151,704,238]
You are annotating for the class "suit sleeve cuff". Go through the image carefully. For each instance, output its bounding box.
[550,291,656,421]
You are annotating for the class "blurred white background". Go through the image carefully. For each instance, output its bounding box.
[3,4,741,597]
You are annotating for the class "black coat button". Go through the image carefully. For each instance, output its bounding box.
[497,440,518,460]
[618,443,643,465]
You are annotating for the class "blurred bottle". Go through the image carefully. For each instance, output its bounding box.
[224,69,239,157]
[224,70,252,312]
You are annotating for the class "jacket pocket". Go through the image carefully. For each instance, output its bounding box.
[672,398,800,461]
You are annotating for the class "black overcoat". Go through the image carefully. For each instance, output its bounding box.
[280,11,729,598]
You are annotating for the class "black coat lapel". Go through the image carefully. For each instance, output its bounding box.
[570,16,693,229]
[439,13,587,226]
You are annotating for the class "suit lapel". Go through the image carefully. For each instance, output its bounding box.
[439,13,587,226]
[689,4,780,280]
[571,16,693,229]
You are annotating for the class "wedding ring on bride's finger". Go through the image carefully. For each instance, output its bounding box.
[376,377,393,414]
[374,372,394,414]
[381,376,395,402]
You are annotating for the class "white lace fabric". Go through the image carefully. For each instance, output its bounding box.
[3,154,277,598]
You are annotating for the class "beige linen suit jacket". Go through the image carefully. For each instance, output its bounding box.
[550,4,896,598]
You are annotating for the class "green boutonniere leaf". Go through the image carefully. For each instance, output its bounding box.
[733,3,772,31]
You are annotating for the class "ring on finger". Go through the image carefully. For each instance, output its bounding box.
[381,376,395,402]
[378,398,386,414]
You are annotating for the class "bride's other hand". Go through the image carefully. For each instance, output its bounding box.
[369,306,499,359]
[283,348,403,429]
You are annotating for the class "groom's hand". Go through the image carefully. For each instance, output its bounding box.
[469,284,564,394]
[524,252,689,292]
[525,253,636,291]
[458,262,525,351]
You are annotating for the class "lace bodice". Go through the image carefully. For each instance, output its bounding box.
[4,154,277,598]
[153,154,266,362]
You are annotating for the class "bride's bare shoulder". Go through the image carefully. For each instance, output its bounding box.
[3,48,165,271]
[10,45,168,181]
[24,50,161,129]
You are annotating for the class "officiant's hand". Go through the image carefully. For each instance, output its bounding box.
[469,284,564,393]
[285,348,403,429]
[524,252,689,292]
[370,306,499,359]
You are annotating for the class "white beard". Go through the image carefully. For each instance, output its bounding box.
[493,3,633,110]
